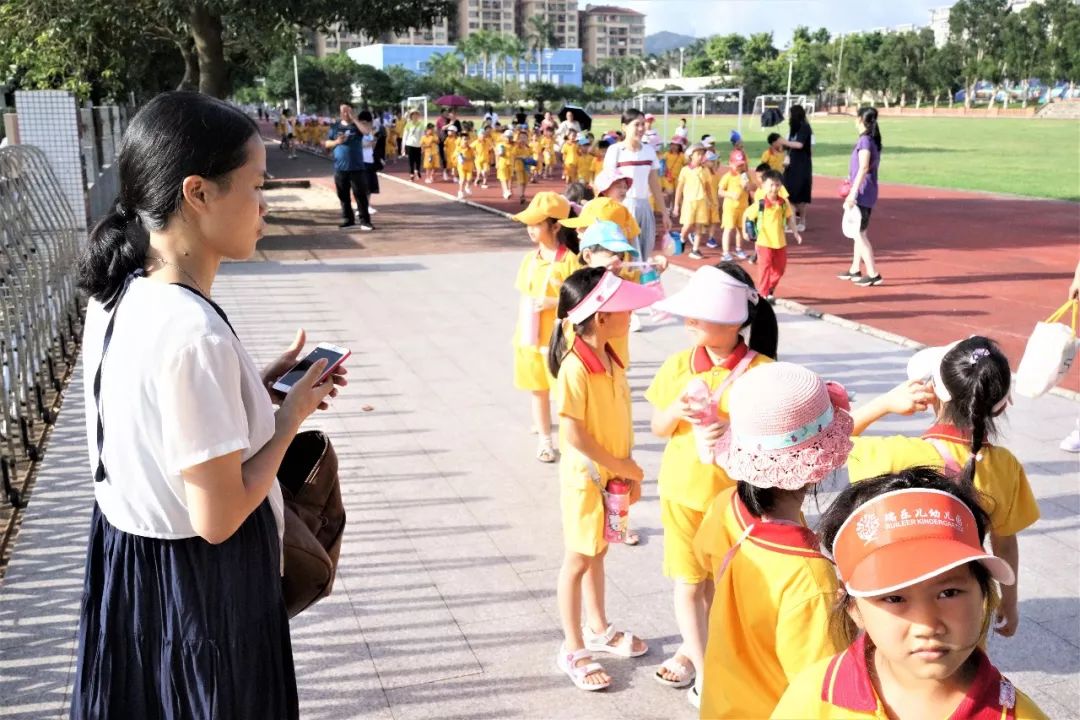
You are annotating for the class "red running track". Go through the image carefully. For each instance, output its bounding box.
[380,149,1080,392]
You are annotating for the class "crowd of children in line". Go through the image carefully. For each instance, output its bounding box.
[505,174,1047,716]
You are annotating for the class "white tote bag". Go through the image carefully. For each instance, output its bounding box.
[1015,300,1079,398]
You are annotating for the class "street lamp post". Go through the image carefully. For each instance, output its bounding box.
[679,47,684,77]
[785,52,796,115]
[293,54,302,114]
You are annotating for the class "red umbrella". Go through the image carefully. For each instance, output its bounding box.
[435,94,472,108]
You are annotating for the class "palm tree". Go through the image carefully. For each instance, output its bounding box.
[428,51,463,91]
[527,16,558,84]
[473,30,499,82]
[503,34,528,86]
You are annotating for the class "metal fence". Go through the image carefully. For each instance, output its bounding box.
[0,145,84,508]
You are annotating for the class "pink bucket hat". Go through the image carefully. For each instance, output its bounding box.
[715,362,854,490]
[593,168,634,195]
[567,270,662,325]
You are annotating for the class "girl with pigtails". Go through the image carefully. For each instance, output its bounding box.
[845,336,1040,639]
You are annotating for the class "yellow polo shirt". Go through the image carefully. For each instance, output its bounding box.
[772,635,1048,719]
[761,147,786,173]
[745,197,792,250]
[676,165,710,203]
[695,487,840,720]
[557,338,632,490]
[847,427,1040,537]
[645,345,771,511]
[719,170,749,209]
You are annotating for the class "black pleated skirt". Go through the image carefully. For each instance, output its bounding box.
[71,500,299,720]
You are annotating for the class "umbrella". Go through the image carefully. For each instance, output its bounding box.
[435,94,472,108]
[557,105,592,131]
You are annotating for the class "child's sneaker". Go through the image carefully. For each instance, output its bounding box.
[465,186,473,196]
[705,239,719,249]
[1060,429,1080,453]
[425,178,433,184]
[837,270,860,280]
[456,190,465,200]
[502,190,511,199]
[735,249,748,260]
[853,274,883,287]
[720,252,733,262]
[796,221,806,232]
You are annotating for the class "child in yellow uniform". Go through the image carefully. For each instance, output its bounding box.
[760,132,787,173]
[718,150,753,261]
[495,129,514,199]
[752,163,790,203]
[592,139,608,184]
[645,263,777,699]
[384,119,398,164]
[471,129,489,189]
[661,138,687,210]
[444,127,459,182]
[513,131,532,203]
[549,267,661,692]
[420,124,440,183]
[775,468,1048,720]
[703,151,722,252]
[674,143,711,260]
[529,130,545,182]
[846,336,1039,638]
[744,169,802,299]
[511,192,581,462]
[562,131,580,183]
[576,136,595,185]
[693,362,853,715]
[541,127,556,180]
[455,129,475,200]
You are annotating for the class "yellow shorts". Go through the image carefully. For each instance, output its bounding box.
[681,199,710,227]
[722,202,748,231]
[709,205,721,225]
[513,345,552,391]
[661,498,710,583]
[458,168,473,182]
[497,164,511,182]
[562,481,607,557]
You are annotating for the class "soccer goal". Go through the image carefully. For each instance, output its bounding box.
[631,89,745,143]
[752,94,815,121]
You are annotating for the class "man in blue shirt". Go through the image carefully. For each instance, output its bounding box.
[324,103,373,230]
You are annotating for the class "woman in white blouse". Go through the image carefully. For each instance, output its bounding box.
[602,108,672,258]
[71,91,345,719]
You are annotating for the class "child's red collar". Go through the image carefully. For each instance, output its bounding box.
[690,341,748,374]
[730,490,822,558]
[821,634,1018,718]
[535,244,568,262]
[571,336,624,374]
[763,195,785,208]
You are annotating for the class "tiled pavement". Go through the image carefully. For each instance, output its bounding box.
[0,159,1076,720]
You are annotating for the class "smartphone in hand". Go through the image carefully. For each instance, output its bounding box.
[272,343,351,394]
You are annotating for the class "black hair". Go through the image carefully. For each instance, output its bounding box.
[282,108,292,117]
[620,108,644,126]
[714,261,778,359]
[77,92,257,307]
[357,109,373,123]
[766,132,781,145]
[789,104,807,133]
[548,267,606,377]
[761,169,785,185]
[563,182,593,205]
[857,106,883,151]
[817,467,996,647]
[736,482,780,518]
[547,215,580,255]
[754,162,771,173]
[938,336,1011,488]
[701,133,709,142]
[425,123,435,130]
[598,138,612,150]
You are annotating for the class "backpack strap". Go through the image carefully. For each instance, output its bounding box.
[927,438,963,478]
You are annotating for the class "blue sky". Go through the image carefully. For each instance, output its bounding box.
[618,0,948,45]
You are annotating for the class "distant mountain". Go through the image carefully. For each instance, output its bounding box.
[645,31,696,56]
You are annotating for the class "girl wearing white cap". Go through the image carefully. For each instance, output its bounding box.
[547,268,663,691]
[691,362,849,715]
[773,468,1047,719]
[645,263,777,701]
[847,336,1039,639]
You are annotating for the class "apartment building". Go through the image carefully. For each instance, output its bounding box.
[578,4,645,65]
[457,0,517,38]
[517,0,579,49]
[308,18,451,58]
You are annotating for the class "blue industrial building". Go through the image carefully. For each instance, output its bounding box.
[347,44,583,87]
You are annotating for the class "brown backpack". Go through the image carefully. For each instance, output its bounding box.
[277,430,345,618]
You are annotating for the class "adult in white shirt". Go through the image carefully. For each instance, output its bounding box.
[602,108,671,257]
[483,104,499,127]
[71,92,345,719]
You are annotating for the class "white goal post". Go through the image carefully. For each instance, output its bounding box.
[631,88,744,144]
[752,94,815,120]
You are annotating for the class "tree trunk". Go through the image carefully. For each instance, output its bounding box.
[190,4,228,98]
[176,36,199,92]
[1021,78,1029,108]
[965,77,973,109]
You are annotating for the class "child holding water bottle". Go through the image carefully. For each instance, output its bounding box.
[511,192,581,464]
[548,267,662,691]
[644,263,777,701]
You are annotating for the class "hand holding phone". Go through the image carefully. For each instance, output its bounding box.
[272,343,351,394]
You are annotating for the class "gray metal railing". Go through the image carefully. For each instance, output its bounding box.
[0,145,84,508]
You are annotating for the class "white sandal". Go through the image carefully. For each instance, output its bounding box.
[654,657,695,688]
[583,623,649,658]
[556,647,610,691]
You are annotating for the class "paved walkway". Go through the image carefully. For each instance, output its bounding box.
[0,150,1077,719]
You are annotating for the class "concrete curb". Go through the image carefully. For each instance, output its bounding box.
[668,263,1080,404]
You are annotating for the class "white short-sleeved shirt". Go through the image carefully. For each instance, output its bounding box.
[82,277,283,541]
[603,141,660,202]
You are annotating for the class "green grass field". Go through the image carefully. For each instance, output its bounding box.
[590,114,1080,202]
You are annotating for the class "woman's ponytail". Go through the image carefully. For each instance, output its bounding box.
[858,106,883,151]
[716,261,779,359]
[77,202,150,307]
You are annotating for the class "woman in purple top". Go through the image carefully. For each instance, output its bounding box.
[838,107,883,287]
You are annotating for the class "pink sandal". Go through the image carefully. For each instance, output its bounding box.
[556,647,610,691]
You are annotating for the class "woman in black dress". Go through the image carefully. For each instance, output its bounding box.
[781,104,813,231]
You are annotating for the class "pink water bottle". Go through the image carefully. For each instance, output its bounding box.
[603,479,631,543]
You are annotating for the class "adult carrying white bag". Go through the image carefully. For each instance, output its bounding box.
[1015,299,1079,398]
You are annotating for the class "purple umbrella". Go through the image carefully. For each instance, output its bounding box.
[435,95,472,108]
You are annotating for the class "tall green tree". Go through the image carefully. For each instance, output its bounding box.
[949,0,1010,108]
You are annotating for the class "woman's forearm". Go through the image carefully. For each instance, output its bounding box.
[649,172,667,213]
